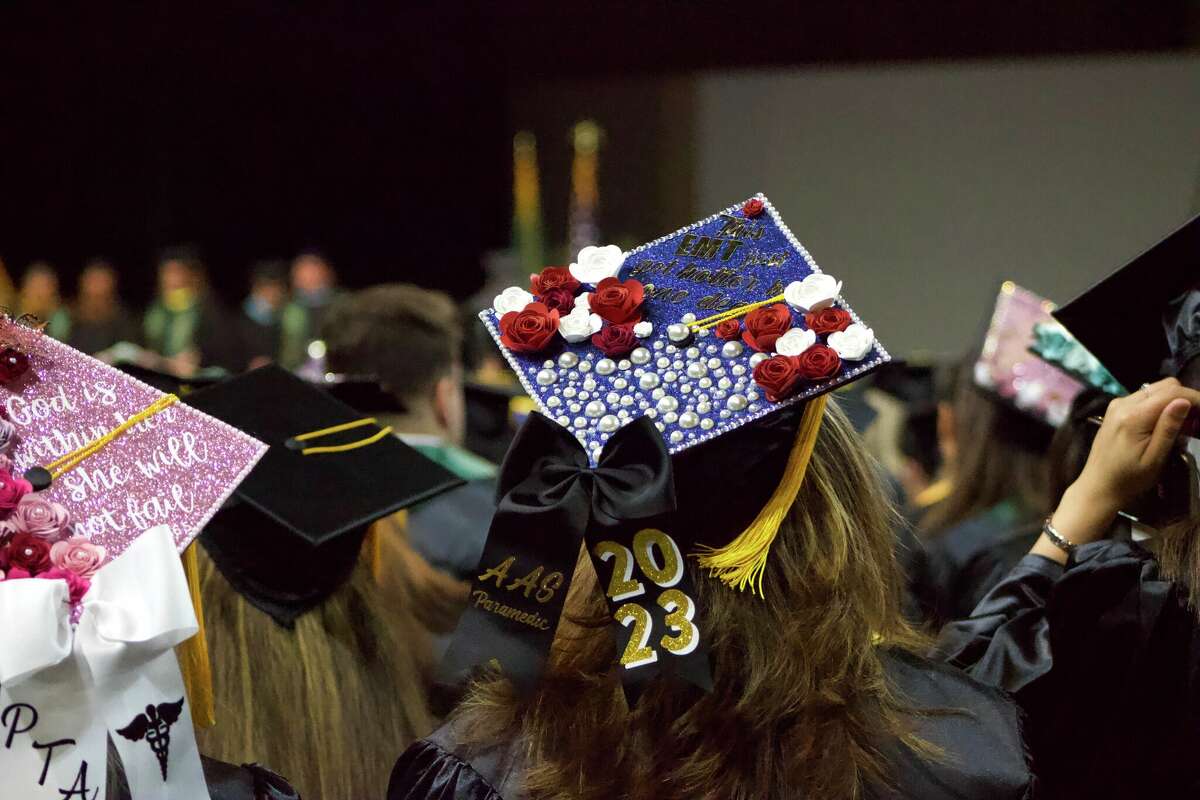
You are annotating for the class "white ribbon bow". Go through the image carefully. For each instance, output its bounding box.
[0,526,209,799]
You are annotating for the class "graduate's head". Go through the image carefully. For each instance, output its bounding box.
[155,246,204,299]
[322,283,466,443]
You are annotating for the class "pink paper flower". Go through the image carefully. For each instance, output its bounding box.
[11,494,72,541]
[39,567,91,604]
[0,470,32,512]
[0,419,16,454]
[50,537,107,578]
[6,566,30,580]
[0,454,14,474]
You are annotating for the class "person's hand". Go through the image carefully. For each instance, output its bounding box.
[1033,377,1200,564]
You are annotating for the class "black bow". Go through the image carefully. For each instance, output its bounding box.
[442,413,711,695]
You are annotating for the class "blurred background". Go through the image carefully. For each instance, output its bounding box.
[1,2,1198,361]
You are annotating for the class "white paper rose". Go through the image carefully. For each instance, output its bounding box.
[774,328,816,356]
[783,273,843,312]
[559,306,603,343]
[827,323,875,361]
[569,245,625,284]
[634,321,653,338]
[493,286,535,315]
[577,292,591,311]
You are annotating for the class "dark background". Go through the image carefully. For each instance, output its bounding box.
[0,2,1196,306]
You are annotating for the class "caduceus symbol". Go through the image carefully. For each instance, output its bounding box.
[117,698,185,780]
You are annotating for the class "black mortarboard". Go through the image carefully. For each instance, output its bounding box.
[183,365,464,625]
[1054,213,1200,389]
[113,362,227,396]
[315,373,406,414]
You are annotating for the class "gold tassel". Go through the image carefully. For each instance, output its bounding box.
[694,395,828,597]
[178,543,216,728]
[362,516,397,584]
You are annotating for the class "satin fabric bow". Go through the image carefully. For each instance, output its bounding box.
[0,526,209,800]
[441,413,678,691]
[497,412,677,531]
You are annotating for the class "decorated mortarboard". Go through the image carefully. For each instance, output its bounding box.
[0,315,267,800]
[183,365,464,626]
[973,282,1087,428]
[1028,320,1127,397]
[1054,212,1200,388]
[444,195,888,699]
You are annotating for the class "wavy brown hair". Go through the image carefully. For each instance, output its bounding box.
[194,515,468,797]
[452,400,931,800]
[920,355,1053,536]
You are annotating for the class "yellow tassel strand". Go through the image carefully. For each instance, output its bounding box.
[178,543,216,728]
[291,417,394,456]
[694,395,827,597]
[688,293,787,332]
[46,394,178,478]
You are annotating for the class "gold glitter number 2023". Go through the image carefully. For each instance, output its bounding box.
[594,529,699,669]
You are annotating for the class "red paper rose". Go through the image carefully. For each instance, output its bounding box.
[805,307,852,335]
[7,533,52,575]
[743,198,765,218]
[0,470,32,512]
[715,319,741,341]
[499,303,560,353]
[530,267,581,296]
[796,344,841,381]
[591,324,638,358]
[753,355,804,402]
[0,348,30,384]
[539,287,576,315]
[589,277,644,325]
[741,304,793,353]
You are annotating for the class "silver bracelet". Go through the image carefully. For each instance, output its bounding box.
[1042,517,1077,554]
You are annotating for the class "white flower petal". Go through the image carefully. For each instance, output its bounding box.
[774,328,817,357]
[633,321,653,338]
[559,308,604,343]
[568,244,626,284]
[827,323,874,361]
[783,273,843,312]
[493,286,535,316]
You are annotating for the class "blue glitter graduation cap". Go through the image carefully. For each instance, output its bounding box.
[481,194,889,465]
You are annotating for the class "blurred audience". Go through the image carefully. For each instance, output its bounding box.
[142,246,240,374]
[280,250,342,369]
[68,258,138,353]
[239,260,289,369]
[19,260,70,339]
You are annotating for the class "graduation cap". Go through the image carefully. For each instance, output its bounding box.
[1054,213,1200,389]
[974,282,1086,428]
[183,365,464,626]
[112,362,227,396]
[445,194,889,696]
[313,372,406,414]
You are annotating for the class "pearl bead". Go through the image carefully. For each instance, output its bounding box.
[670,431,684,443]
[707,357,721,370]
[543,360,555,369]
[573,417,588,429]
[563,387,577,398]
[686,347,701,359]
[595,358,616,376]
[663,371,678,383]
[731,365,747,376]
[667,323,690,343]
[578,360,592,373]
[718,377,733,390]
[546,396,562,408]
[680,384,693,394]
[720,409,732,419]
[598,414,620,433]
[569,403,582,413]
[639,373,660,390]
[701,418,715,430]
[697,402,712,414]
[681,313,697,323]
[721,340,744,358]
[607,392,621,404]
[686,362,707,379]
[656,357,671,369]
[536,369,557,386]
[618,359,633,370]
[582,379,597,391]
[657,396,679,413]
[749,353,769,368]
[727,394,748,411]
[585,400,606,418]
[746,390,759,401]
[618,409,631,419]
[647,409,658,419]
[672,360,684,371]
[630,348,651,365]
[557,415,571,426]
[655,422,666,432]
[620,395,634,407]
[558,352,579,368]
[613,378,628,389]
[679,411,699,429]
[638,400,650,410]
[652,388,666,400]
[663,411,679,424]
[699,377,713,389]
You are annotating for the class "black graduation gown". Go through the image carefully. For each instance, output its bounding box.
[937,539,1200,798]
[386,650,1036,800]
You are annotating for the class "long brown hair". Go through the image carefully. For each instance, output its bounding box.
[920,357,1052,535]
[452,400,930,800]
[193,522,452,798]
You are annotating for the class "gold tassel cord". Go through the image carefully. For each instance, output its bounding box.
[694,395,828,597]
[179,543,216,728]
[688,293,787,332]
[290,417,394,456]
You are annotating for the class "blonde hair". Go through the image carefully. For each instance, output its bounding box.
[193,520,452,797]
[454,400,931,800]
